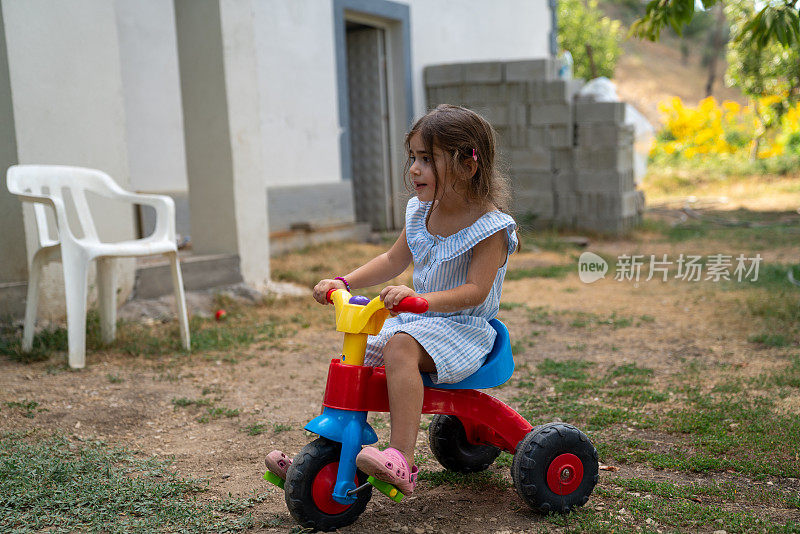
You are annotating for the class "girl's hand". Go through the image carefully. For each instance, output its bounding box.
[313,278,347,305]
[380,285,419,313]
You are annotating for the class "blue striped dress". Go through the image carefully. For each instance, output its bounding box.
[364,196,518,384]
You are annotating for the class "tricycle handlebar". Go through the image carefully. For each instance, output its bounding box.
[325,289,429,314]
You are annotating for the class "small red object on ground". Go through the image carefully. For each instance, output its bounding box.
[215,309,226,321]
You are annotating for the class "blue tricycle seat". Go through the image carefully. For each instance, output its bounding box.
[421,318,514,390]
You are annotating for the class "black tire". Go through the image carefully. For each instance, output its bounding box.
[284,438,372,532]
[428,414,501,473]
[511,422,599,514]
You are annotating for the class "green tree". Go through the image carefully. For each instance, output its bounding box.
[725,0,800,157]
[630,0,799,49]
[558,0,623,80]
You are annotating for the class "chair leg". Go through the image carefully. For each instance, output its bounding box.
[22,248,51,352]
[169,252,191,350]
[97,257,117,344]
[62,248,90,369]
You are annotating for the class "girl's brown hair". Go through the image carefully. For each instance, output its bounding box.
[404,104,515,239]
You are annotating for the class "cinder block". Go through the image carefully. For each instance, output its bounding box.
[494,127,510,149]
[554,192,579,225]
[473,104,509,127]
[552,148,574,172]
[574,191,641,232]
[576,123,634,147]
[527,126,547,148]
[526,81,545,102]
[575,101,626,123]
[621,190,640,217]
[575,145,633,173]
[436,85,465,106]
[528,125,573,149]
[511,147,550,171]
[542,80,571,103]
[529,103,571,125]
[512,189,555,220]
[553,169,576,193]
[505,59,556,82]
[514,171,553,191]
[567,79,585,99]
[425,64,464,87]
[463,84,508,104]
[576,170,635,193]
[464,62,503,83]
[506,82,527,103]
[508,102,527,147]
[547,124,573,148]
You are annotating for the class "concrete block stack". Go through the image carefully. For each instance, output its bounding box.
[573,100,641,233]
[424,59,643,234]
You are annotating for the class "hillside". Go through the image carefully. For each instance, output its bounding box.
[596,0,747,128]
[612,35,746,127]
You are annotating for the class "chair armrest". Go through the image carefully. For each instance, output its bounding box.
[114,191,177,243]
[13,193,78,242]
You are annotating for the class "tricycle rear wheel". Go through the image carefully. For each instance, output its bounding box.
[511,422,598,513]
[284,437,371,532]
[428,414,501,473]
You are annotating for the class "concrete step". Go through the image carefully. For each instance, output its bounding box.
[133,222,370,299]
[134,253,242,300]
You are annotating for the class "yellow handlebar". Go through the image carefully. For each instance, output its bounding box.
[328,289,390,366]
[328,289,391,336]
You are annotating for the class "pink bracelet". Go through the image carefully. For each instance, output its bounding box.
[334,277,351,292]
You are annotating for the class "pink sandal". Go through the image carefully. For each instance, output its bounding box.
[355,446,418,494]
[265,450,292,480]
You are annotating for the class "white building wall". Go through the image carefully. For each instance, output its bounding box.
[253,0,342,187]
[406,0,551,117]
[115,0,188,193]
[2,0,136,318]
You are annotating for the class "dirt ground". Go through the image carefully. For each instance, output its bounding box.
[2,193,799,533]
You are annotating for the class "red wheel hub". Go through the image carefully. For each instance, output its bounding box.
[546,453,583,496]
[311,462,357,515]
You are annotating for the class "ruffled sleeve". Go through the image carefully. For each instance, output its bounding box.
[435,211,518,262]
[405,196,433,258]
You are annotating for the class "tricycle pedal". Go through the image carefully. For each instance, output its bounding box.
[367,476,404,502]
[263,470,285,489]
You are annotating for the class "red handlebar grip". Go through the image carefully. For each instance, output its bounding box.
[326,288,336,303]
[393,297,429,314]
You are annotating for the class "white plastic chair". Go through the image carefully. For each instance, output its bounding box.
[6,164,190,368]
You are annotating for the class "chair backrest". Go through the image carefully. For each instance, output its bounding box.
[421,319,515,390]
[7,165,122,248]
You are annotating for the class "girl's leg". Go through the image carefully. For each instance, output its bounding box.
[383,332,436,467]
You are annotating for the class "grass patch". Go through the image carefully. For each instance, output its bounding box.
[198,407,240,424]
[417,469,509,490]
[171,397,213,409]
[748,332,792,347]
[546,485,799,533]
[242,423,268,436]
[537,358,594,380]
[273,423,292,433]
[506,264,573,280]
[1,306,294,364]
[0,431,267,532]
[2,400,45,419]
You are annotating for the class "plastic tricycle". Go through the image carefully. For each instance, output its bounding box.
[264,289,598,531]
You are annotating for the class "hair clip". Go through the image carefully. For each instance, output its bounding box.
[472,149,478,162]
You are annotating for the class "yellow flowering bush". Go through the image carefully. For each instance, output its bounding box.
[651,95,800,172]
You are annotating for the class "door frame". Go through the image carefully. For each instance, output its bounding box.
[332,0,413,230]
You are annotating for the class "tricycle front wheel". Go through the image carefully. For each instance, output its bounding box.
[511,422,598,513]
[284,437,372,532]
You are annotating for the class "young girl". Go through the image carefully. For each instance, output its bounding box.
[266,104,518,495]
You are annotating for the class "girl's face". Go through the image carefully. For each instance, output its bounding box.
[407,133,450,203]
